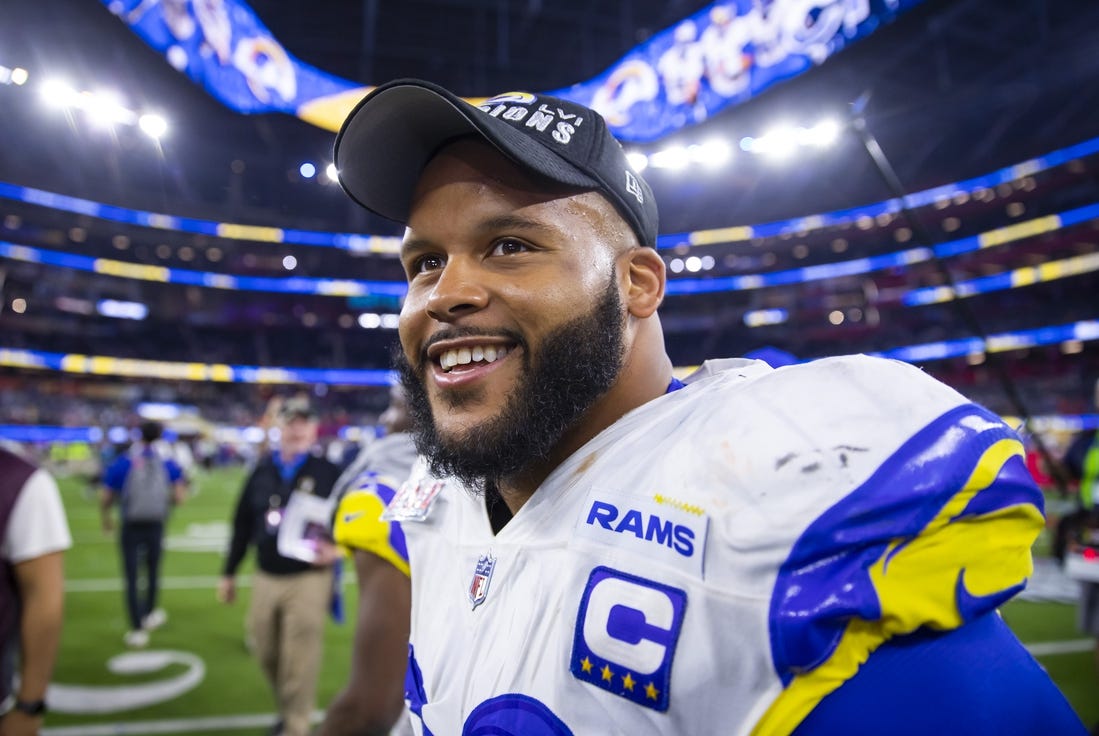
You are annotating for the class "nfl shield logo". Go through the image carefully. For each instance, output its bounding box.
[468,553,497,610]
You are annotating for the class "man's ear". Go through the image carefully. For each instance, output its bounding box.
[622,247,666,318]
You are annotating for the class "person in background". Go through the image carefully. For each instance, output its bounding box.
[218,396,342,736]
[316,384,417,736]
[100,420,187,649]
[0,443,71,736]
[329,78,1086,734]
[1061,376,1099,736]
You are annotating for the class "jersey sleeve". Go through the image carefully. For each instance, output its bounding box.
[103,455,131,493]
[755,398,1048,736]
[789,612,1086,735]
[332,469,410,577]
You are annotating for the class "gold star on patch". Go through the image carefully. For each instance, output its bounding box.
[601,664,614,682]
[645,682,660,700]
[580,657,593,674]
[622,672,636,691]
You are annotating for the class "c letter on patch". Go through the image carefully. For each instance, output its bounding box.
[570,567,686,712]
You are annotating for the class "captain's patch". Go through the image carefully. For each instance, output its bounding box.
[570,567,686,712]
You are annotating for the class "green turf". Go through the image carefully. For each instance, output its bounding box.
[38,466,1099,734]
[48,466,358,735]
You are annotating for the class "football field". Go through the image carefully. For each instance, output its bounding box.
[39,465,1099,735]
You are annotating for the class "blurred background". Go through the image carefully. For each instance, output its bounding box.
[1,0,1097,733]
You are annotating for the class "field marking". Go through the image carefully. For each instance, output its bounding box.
[50,651,204,714]
[66,571,357,593]
[1026,638,1096,656]
[41,709,323,736]
[65,576,247,593]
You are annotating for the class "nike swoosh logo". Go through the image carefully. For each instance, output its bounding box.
[342,511,366,524]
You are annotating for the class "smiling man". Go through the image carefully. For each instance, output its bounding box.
[332,79,1085,735]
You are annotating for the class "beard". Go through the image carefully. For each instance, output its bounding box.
[396,275,626,492]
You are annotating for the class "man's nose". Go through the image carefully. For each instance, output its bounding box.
[425,258,489,322]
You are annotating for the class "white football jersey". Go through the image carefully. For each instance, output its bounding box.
[385,355,1043,735]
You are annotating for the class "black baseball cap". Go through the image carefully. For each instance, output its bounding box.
[279,396,317,421]
[334,79,658,248]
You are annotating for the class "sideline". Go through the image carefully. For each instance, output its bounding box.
[66,572,357,593]
[42,710,323,736]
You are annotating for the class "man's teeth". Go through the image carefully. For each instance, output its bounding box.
[439,345,509,371]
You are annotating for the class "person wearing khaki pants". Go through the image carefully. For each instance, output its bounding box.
[218,396,342,736]
[247,568,333,736]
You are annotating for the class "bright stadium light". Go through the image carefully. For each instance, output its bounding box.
[138,113,168,139]
[691,140,732,167]
[97,299,148,320]
[282,255,297,270]
[40,78,79,107]
[801,119,840,147]
[0,65,29,86]
[326,163,339,182]
[753,126,800,157]
[743,308,789,327]
[299,162,316,179]
[626,151,649,173]
[649,146,690,170]
[84,89,134,126]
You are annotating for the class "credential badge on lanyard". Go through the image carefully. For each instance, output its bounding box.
[380,477,444,522]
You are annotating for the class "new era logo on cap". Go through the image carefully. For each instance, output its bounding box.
[625,171,645,205]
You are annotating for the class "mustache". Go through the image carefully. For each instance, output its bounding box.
[415,326,526,368]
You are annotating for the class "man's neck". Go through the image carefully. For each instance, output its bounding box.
[495,361,674,515]
[279,447,306,463]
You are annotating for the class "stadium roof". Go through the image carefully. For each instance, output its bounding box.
[2,0,1098,233]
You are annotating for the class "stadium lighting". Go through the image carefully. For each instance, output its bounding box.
[97,299,148,320]
[358,312,382,329]
[40,78,80,107]
[802,119,840,146]
[692,140,732,167]
[743,308,789,327]
[326,163,339,182]
[752,126,800,157]
[625,151,649,173]
[299,162,316,179]
[0,65,28,86]
[84,89,135,127]
[138,113,168,139]
[649,146,690,170]
[282,255,298,270]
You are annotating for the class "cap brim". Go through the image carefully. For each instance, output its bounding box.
[334,79,599,225]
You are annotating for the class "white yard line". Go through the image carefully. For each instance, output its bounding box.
[1026,638,1096,656]
[65,572,357,593]
[65,576,248,593]
[42,710,323,736]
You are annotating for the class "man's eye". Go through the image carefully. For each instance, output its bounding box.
[490,239,531,256]
[410,254,444,274]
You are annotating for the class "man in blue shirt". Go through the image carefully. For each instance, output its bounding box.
[100,419,187,648]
